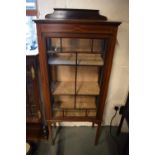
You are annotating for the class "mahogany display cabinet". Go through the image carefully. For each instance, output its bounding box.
[34,8,121,145]
[26,55,47,141]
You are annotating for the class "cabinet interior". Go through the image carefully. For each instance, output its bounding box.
[46,38,108,118]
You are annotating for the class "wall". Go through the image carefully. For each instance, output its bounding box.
[37,0,129,132]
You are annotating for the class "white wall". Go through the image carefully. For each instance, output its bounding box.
[37,0,129,132]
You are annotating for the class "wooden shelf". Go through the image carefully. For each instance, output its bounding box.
[52,81,100,95]
[53,110,96,117]
[54,101,74,109]
[52,82,74,95]
[48,53,103,66]
[76,101,96,109]
[54,96,96,109]
[48,53,76,65]
[65,110,86,117]
[78,54,103,66]
[87,110,97,117]
[76,82,100,95]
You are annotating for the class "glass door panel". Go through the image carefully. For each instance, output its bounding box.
[45,37,109,118]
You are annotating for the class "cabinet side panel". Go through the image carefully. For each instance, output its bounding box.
[97,28,118,121]
[36,24,52,120]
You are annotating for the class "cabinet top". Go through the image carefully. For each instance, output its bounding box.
[34,8,121,26]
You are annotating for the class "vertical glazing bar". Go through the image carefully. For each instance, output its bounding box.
[98,67,102,86]
[74,52,77,109]
[60,38,62,52]
[46,37,51,51]
[91,39,94,52]
[48,48,53,116]
[63,109,64,117]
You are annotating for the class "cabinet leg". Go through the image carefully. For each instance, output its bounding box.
[47,122,54,145]
[47,122,52,141]
[47,122,51,141]
[95,122,101,145]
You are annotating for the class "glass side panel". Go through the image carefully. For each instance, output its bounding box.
[93,39,107,52]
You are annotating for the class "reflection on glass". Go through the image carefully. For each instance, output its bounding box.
[26,16,38,52]
[62,38,91,52]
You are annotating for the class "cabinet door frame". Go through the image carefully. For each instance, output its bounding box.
[36,23,118,121]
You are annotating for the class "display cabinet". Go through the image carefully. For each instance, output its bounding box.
[34,8,121,144]
[26,55,47,141]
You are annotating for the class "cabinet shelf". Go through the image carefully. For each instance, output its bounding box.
[78,54,103,66]
[52,81,100,95]
[53,100,96,109]
[53,110,96,117]
[48,54,75,65]
[48,53,103,66]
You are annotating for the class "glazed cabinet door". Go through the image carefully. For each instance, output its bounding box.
[43,36,110,121]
